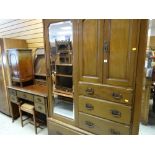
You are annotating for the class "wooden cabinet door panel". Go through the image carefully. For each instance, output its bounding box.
[18,52,33,80]
[103,19,140,87]
[0,48,10,115]
[79,19,103,83]
[8,51,19,79]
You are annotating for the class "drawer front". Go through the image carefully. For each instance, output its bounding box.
[10,95,18,103]
[79,96,131,124]
[48,120,82,135]
[34,96,45,105]
[79,82,133,105]
[34,102,46,114]
[9,89,16,96]
[17,91,33,102]
[79,112,130,135]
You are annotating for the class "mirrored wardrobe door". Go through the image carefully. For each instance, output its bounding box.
[45,20,75,124]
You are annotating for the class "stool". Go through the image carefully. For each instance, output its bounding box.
[19,103,37,134]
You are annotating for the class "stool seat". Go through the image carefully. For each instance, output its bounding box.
[21,103,34,114]
[19,103,37,134]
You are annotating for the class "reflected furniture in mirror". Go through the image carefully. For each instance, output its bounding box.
[46,20,75,123]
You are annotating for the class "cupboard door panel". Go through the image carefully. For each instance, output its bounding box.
[8,51,19,79]
[103,19,140,87]
[79,20,103,83]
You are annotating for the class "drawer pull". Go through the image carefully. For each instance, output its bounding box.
[85,88,94,95]
[112,92,122,100]
[37,98,41,102]
[38,106,42,110]
[23,94,27,98]
[85,103,94,110]
[110,129,120,135]
[85,121,95,128]
[110,109,121,118]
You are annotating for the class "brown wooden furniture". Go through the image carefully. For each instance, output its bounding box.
[54,38,73,105]
[141,77,152,124]
[8,84,48,122]
[44,19,148,135]
[19,103,37,134]
[34,48,47,85]
[7,48,33,87]
[0,38,27,116]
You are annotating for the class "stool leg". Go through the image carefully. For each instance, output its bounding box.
[33,111,37,134]
[19,106,23,127]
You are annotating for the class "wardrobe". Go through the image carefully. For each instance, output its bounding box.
[43,19,148,135]
[0,38,27,115]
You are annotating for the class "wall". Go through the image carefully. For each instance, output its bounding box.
[0,19,44,52]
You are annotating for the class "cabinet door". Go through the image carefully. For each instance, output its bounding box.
[79,20,103,83]
[0,46,10,115]
[8,51,19,79]
[103,19,140,87]
[18,52,33,80]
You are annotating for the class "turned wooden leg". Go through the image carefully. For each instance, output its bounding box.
[33,110,37,134]
[19,106,23,127]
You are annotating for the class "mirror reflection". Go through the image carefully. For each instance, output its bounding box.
[48,21,74,120]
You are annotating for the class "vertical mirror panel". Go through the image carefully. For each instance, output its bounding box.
[48,21,74,120]
[49,21,73,71]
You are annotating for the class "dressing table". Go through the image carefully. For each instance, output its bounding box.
[8,84,48,122]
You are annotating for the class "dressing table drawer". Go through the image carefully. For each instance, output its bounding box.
[9,89,16,96]
[17,91,33,102]
[34,96,45,105]
[34,102,46,114]
[10,95,18,103]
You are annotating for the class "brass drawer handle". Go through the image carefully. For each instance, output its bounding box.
[110,109,121,118]
[112,92,122,100]
[110,129,120,135]
[23,94,27,98]
[38,106,42,110]
[85,103,94,110]
[37,98,41,102]
[85,121,95,128]
[85,88,94,95]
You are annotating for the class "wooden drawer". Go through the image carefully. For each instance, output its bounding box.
[34,96,45,105]
[79,112,130,135]
[79,82,133,105]
[79,96,131,125]
[34,102,46,114]
[17,91,33,102]
[48,118,92,135]
[10,95,18,103]
[9,89,16,96]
